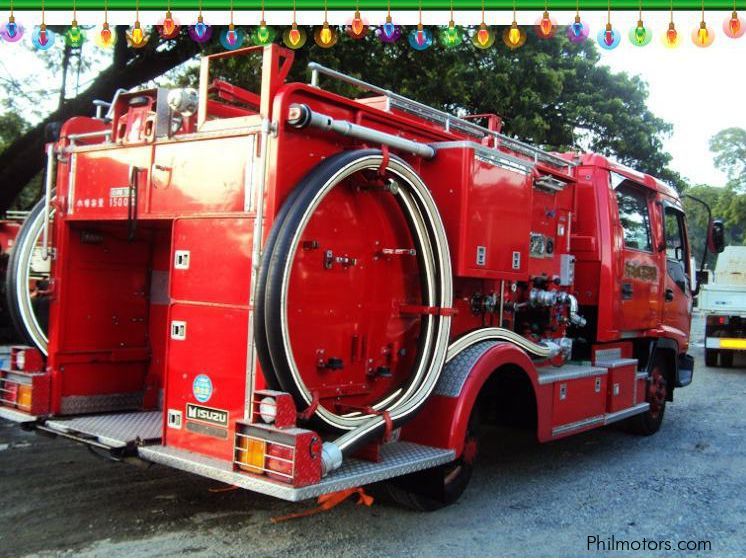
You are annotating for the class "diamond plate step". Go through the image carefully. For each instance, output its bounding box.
[139,441,455,502]
[42,410,162,449]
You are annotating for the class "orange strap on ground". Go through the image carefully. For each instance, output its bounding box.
[271,487,373,523]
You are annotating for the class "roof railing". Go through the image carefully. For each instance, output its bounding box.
[308,62,573,171]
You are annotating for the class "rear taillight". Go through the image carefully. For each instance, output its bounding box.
[233,392,323,488]
[0,370,51,415]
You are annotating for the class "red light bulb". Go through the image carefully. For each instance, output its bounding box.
[539,11,553,36]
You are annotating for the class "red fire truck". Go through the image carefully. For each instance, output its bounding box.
[0,45,723,510]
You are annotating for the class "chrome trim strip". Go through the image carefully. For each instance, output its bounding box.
[537,364,608,386]
[552,415,605,436]
[604,402,650,424]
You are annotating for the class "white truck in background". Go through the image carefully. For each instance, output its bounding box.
[699,246,746,367]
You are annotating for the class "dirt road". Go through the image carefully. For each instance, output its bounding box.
[1,315,744,557]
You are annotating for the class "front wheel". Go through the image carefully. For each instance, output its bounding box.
[626,356,668,436]
[720,350,734,368]
[704,349,718,367]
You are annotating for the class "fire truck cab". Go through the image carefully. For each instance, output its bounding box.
[0,45,720,510]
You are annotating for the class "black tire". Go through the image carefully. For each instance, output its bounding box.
[6,197,50,351]
[373,406,480,511]
[626,354,668,436]
[720,350,734,368]
[704,349,718,367]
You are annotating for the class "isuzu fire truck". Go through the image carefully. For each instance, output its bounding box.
[0,45,723,510]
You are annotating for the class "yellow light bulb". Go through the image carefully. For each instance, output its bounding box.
[320,24,332,44]
[508,25,521,45]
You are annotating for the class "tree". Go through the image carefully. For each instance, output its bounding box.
[183,27,679,187]
[709,127,746,192]
[1,25,680,210]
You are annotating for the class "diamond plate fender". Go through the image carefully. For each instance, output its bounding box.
[403,340,553,454]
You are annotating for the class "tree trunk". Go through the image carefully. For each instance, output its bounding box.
[0,27,199,211]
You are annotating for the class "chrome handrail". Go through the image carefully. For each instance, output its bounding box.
[41,144,56,260]
[308,62,574,171]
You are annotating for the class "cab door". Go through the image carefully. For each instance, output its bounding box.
[612,173,662,333]
[660,203,693,343]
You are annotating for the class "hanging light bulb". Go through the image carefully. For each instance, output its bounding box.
[629,3,652,47]
[377,0,400,44]
[1,0,24,43]
[127,0,149,48]
[31,0,55,50]
[157,8,180,39]
[95,0,115,48]
[251,20,275,45]
[502,7,526,50]
[282,0,305,48]
[723,6,745,38]
[94,21,116,48]
[471,0,494,48]
[314,0,337,48]
[32,23,56,50]
[407,22,433,50]
[64,19,85,47]
[660,0,678,47]
[692,20,714,46]
[346,7,367,39]
[567,13,589,43]
[662,21,678,47]
[63,0,85,47]
[188,15,212,43]
[473,22,495,48]
[596,22,620,49]
[283,22,306,48]
[314,22,338,47]
[535,7,556,38]
[439,19,462,47]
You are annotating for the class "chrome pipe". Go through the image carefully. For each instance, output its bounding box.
[306,62,572,171]
[287,104,436,160]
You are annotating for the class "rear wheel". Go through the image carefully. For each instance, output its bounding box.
[375,406,480,511]
[720,350,734,368]
[626,355,667,436]
[704,349,718,367]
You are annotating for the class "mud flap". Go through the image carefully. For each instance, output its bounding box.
[676,353,694,387]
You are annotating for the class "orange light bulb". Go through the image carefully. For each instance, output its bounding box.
[351,10,364,35]
[539,11,553,36]
[289,25,301,45]
[666,22,678,46]
[476,24,489,46]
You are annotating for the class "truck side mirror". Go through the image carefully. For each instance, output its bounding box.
[708,219,726,254]
[696,269,709,286]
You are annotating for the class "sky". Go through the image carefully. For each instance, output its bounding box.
[1,10,744,187]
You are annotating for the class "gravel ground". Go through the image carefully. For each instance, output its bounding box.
[1,314,745,557]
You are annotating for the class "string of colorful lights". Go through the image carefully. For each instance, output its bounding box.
[0,0,743,50]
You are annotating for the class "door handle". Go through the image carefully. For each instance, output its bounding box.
[622,283,633,300]
[665,288,674,302]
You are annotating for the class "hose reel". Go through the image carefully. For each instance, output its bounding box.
[255,150,452,458]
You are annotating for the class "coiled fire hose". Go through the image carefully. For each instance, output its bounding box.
[255,150,453,474]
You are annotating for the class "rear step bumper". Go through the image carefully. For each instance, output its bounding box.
[139,441,455,502]
[0,407,37,424]
[38,411,162,451]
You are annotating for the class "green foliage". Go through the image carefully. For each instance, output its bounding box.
[0,110,42,210]
[191,26,678,187]
[709,127,746,192]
